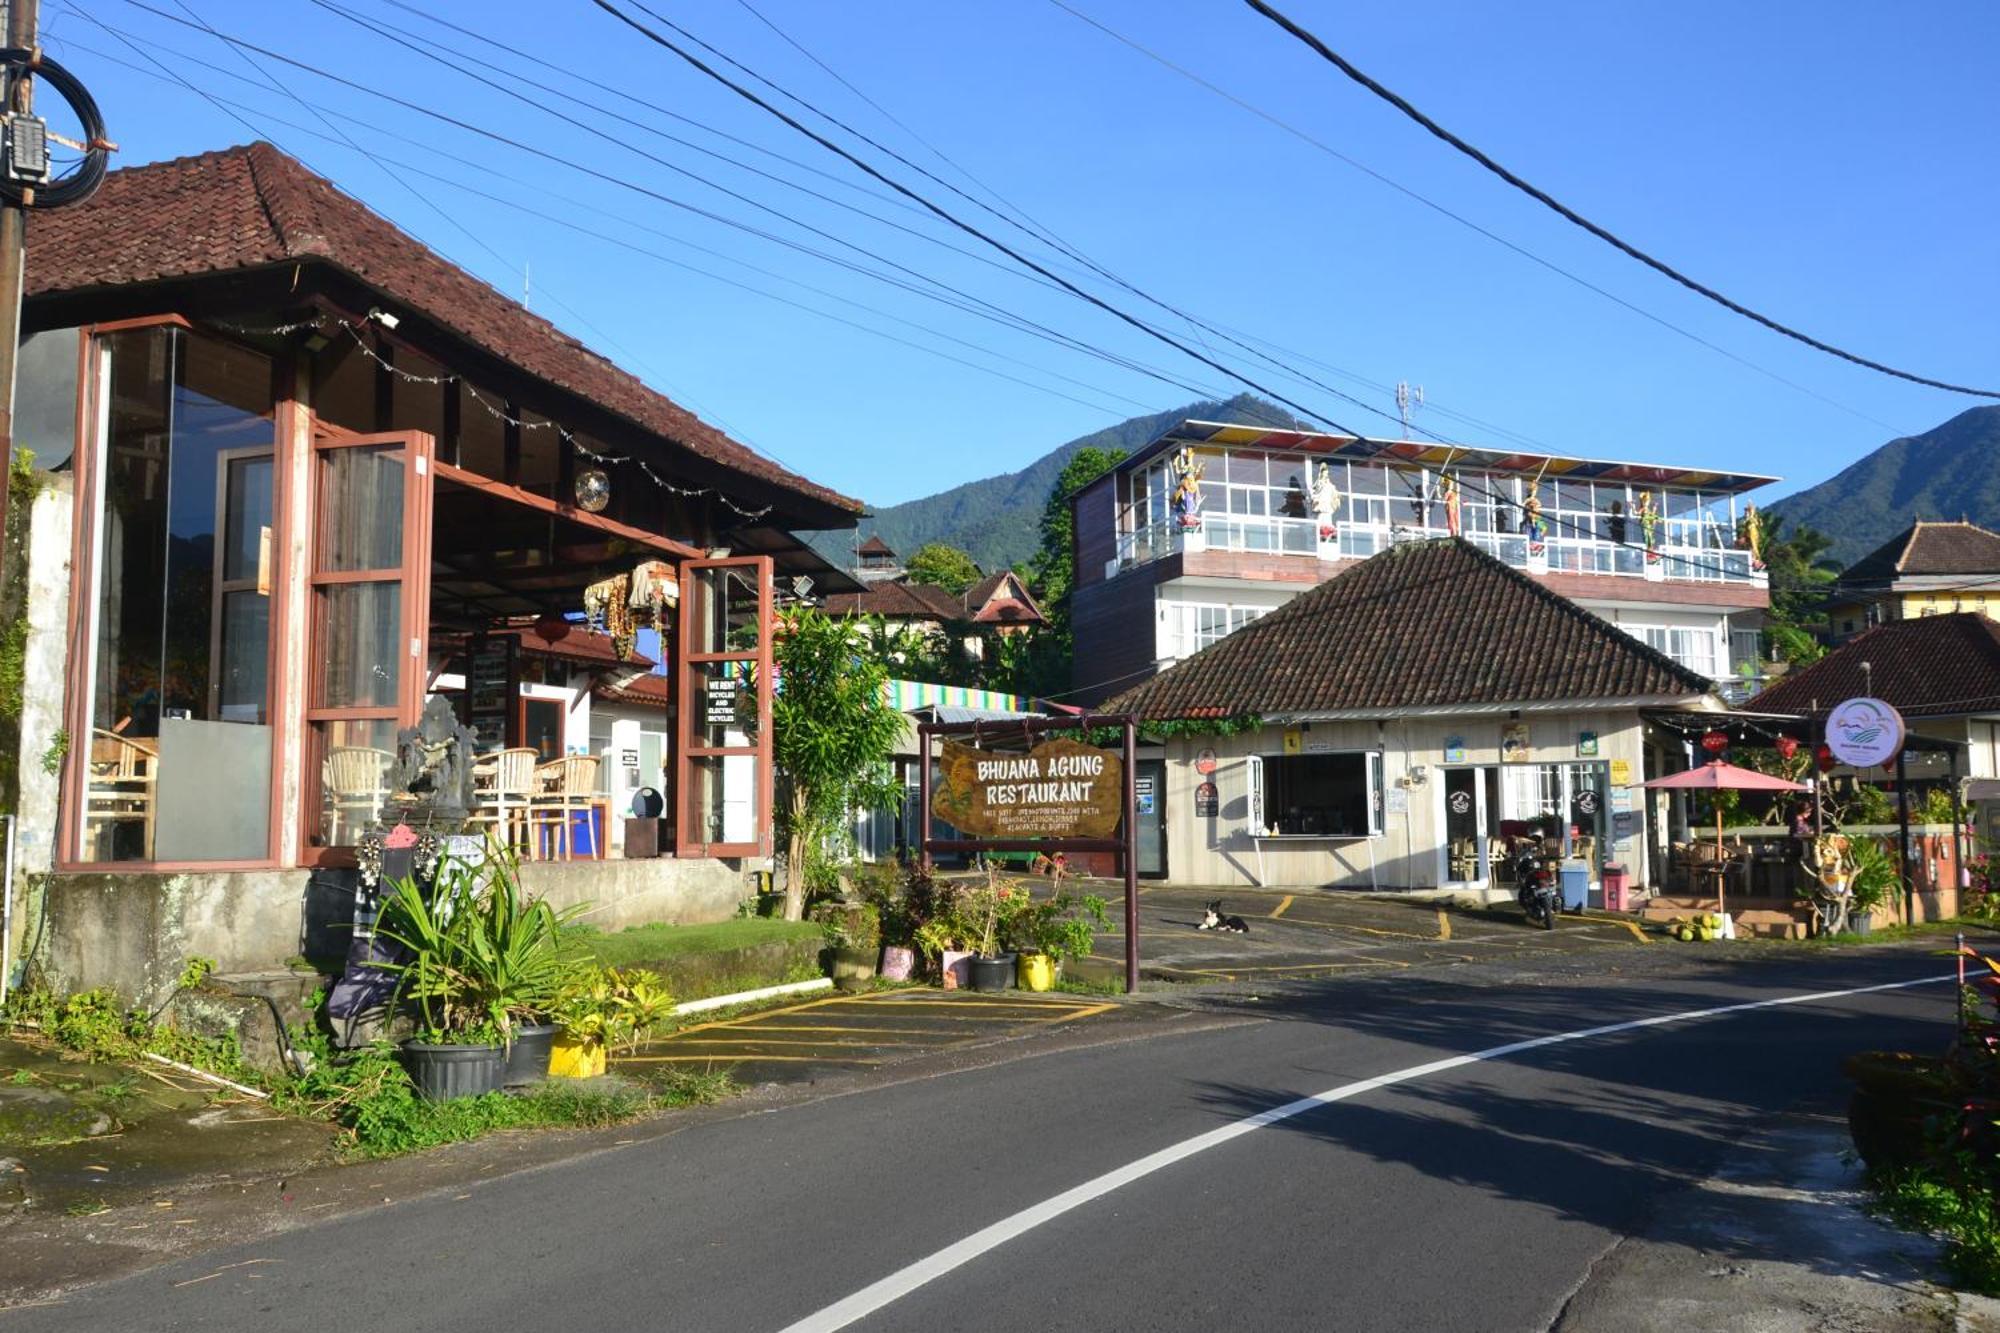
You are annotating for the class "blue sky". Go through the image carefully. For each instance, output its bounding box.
[48,1,1999,510]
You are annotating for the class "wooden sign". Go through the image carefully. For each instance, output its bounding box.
[933,738,1124,839]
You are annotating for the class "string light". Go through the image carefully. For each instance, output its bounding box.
[217,312,775,521]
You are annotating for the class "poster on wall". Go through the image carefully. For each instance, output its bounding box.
[1135,775,1156,816]
[1609,758,1632,786]
[1283,729,1302,756]
[1194,781,1219,818]
[1500,722,1531,763]
[1578,730,1598,757]
[1195,747,1218,775]
[1386,787,1410,814]
[1443,735,1466,764]
[1612,810,1639,841]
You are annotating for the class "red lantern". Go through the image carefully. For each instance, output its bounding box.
[533,612,571,645]
[1700,730,1729,756]
[1774,735,1799,761]
[1815,743,1836,773]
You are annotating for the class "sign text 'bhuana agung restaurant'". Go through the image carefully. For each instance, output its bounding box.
[5,144,859,995]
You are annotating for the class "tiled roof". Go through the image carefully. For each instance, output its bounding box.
[26,143,857,517]
[1841,521,2000,583]
[963,570,1046,624]
[592,672,671,711]
[1749,612,2000,718]
[505,626,656,670]
[858,535,896,557]
[822,580,968,622]
[1104,538,1711,720]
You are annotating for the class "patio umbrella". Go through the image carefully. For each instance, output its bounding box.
[1639,760,1808,922]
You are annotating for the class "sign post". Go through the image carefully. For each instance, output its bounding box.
[918,713,1140,994]
[1825,696,1910,922]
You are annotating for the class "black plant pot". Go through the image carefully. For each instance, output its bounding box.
[404,1040,504,1100]
[503,1024,558,1088]
[968,954,1016,993]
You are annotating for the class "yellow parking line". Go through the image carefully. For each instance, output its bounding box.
[1185,959,1410,976]
[828,998,1082,1012]
[1048,1002,1118,1021]
[1436,907,1452,941]
[712,1024,954,1036]
[1616,919,1652,944]
[1270,895,1295,919]
[670,994,855,1039]
[648,1035,940,1048]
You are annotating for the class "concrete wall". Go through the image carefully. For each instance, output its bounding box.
[30,856,757,1004]
[1158,710,1653,891]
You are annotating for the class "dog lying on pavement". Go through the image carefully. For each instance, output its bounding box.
[1198,901,1249,934]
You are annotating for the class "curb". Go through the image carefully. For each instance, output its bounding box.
[672,977,832,1016]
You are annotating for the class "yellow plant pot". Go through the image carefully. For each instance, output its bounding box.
[1018,953,1056,992]
[548,1036,606,1078]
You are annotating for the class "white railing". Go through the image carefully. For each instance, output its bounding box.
[1113,519,1767,588]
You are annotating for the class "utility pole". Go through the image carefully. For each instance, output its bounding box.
[0,0,38,560]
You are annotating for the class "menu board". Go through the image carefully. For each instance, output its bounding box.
[464,636,516,752]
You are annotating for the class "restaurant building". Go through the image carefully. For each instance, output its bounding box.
[1069,418,1776,705]
[1101,538,1725,895]
[4,144,859,992]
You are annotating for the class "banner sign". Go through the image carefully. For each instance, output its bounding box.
[933,738,1124,839]
[1825,696,1905,769]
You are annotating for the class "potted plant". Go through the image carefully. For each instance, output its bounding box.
[858,864,922,982]
[1845,835,1897,933]
[374,852,577,1100]
[549,964,676,1078]
[1011,892,1112,992]
[960,871,1028,993]
[814,900,882,991]
[914,915,972,990]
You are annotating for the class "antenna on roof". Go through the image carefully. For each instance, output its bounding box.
[1395,381,1425,438]
[523,259,531,309]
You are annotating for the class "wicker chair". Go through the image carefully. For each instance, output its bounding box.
[322,745,393,845]
[530,755,601,860]
[469,748,540,855]
[84,729,158,859]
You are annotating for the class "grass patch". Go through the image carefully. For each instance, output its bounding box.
[1804,919,2000,948]
[674,959,825,1003]
[1054,974,1123,997]
[1872,1166,2000,1293]
[567,918,822,969]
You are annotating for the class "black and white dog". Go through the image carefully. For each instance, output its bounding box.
[1198,900,1250,934]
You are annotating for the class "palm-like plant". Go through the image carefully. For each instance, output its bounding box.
[375,851,580,1045]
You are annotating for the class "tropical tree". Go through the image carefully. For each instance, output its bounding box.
[1029,445,1127,615]
[771,607,905,920]
[904,542,983,596]
[1761,516,1840,664]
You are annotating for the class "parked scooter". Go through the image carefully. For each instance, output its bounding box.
[1513,845,1559,930]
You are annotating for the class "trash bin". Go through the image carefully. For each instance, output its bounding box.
[1603,863,1629,913]
[1559,859,1590,913]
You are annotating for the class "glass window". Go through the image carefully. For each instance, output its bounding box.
[316,717,397,848]
[1257,752,1379,837]
[318,445,404,571]
[689,564,761,655]
[688,754,759,846]
[318,583,402,708]
[85,328,276,862]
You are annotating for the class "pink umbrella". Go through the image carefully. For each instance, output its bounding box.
[1640,761,1808,920]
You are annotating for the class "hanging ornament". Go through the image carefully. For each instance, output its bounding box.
[1700,730,1729,756]
[1774,735,1799,761]
[533,611,572,645]
[574,466,611,513]
[1815,743,1837,773]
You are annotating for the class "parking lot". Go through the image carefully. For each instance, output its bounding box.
[1080,883,1652,984]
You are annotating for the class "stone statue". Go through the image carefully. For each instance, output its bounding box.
[388,696,477,821]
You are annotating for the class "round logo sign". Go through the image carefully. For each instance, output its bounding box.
[1447,790,1473,816]
[1195,747,1218,775]
[1572,789,1601,817]
[1825,696,1905,769]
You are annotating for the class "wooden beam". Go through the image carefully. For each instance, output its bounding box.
[432,461,700,559]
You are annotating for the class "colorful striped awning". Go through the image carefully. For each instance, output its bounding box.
[882,679,1032,713]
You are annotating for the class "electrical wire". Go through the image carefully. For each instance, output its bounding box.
[1241,0,2000,401]
[0,48,109,207]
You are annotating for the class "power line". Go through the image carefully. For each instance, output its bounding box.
[1045,0,1901,435]
[1241,0,2000,401]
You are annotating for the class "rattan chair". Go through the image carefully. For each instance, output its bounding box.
[322,745,393,845]
[85,729,158,859]
[530,755,601,860]
[469,747,540,856]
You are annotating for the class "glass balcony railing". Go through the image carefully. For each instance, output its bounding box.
[1111,519,1767,587]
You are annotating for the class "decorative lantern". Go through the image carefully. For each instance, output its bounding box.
[532,611,572,645]
[1700,730,1729,757]
[1774,735,1799,761]
[574,466,611,513]
[1816,743,1836,774]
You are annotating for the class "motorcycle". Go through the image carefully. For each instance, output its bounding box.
[1513,845,1559,930]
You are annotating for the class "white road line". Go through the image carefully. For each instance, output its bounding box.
[778,972,1953,1333]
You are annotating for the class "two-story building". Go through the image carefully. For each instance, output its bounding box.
[1824,520,2000,642]
[1069,419,1776,704]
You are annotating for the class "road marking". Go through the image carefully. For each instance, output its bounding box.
[1270,895,1294,919]
[1617,920,1653,944]
[778,972,1955,1333]
[617,1053,883,1065]
[1435,908,1451,941]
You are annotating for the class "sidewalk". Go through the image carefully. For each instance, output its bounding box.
[1556,1113,2000,1332]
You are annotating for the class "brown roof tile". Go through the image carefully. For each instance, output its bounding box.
[1841,521,2000,582]
[1104,538,1711,720]
[26,143,858,517]
[1749,612,2000,718]
[963,570,1045,624]
[823,580,968,622]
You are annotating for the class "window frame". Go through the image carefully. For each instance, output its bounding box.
[1247,747,1384,839]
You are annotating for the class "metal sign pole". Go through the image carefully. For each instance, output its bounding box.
[917,721,933,876]
[1123,717,1138,994]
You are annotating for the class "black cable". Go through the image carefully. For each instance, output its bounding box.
[1241,0,2000,401]
[0,48,109,207]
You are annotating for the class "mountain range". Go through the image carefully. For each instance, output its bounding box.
[810,394,1304,573]
[1769,406,2000,563]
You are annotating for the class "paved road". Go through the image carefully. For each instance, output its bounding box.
[3,946,1953,1332]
